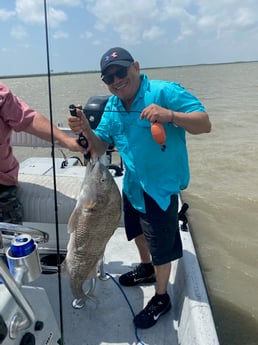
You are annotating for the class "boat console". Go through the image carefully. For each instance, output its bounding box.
[0,225,61,345]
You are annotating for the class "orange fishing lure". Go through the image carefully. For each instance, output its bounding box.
[151,122,166,151]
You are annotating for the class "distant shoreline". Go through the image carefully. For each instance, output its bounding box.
[1,60,257,79]
[0,70,99,80]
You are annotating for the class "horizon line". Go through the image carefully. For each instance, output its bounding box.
[1,59,257,80]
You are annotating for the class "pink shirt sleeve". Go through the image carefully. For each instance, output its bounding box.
[0,83,37,186]
[0,83,36,131]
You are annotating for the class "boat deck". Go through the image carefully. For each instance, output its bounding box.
[36,227,179,345]
[1,148,219,345]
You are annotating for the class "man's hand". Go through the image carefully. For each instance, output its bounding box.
[140,104,173,123]
[64,137,86,153]
[68,108,89,134]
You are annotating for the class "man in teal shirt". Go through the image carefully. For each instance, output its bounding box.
[68,47,211,329]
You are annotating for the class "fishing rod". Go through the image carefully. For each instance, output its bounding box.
[43,0,65,343]
[70,100,168,151]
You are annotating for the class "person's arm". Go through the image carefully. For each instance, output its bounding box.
[68,108,109,156]
[169,110,211,134]
[24,112,85,152]
[140,104,211,134]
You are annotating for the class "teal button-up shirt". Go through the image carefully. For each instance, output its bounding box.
[94,74,206,212]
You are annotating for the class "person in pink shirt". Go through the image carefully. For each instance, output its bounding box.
[0,82,84,224]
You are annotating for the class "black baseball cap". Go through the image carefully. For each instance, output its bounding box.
[100,47,134,75]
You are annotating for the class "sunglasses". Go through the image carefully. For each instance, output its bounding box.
[101,64,132,85]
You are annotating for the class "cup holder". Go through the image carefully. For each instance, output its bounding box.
[40,254,66,274]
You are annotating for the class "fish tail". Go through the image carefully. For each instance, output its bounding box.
[72,293,98,309]
[70,279,87,300]
[71,277,97,302]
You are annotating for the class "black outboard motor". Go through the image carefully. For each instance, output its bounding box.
[83,95,123,176]
[83,95,110,129]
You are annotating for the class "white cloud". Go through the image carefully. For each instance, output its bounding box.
[143,26,165,41]
[10,25,28,40]
[11,0,258,46]
[233,7,257,30]
[92,39,102,46]
[198,15,216,30]
[52,30,69,39]
[48,0,82,5]
[0,8,16,21]
[80,31,93,39]
[197,0,258,35]
[1,0,258,75]
[87,0,161,44]
[15,0,44,24]
[47,7,67,27]
[15,0,67,27]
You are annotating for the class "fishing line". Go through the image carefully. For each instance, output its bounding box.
[105,272,145,345]
[43,0,65,343]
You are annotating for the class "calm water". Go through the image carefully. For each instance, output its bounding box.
[2,62,258,345]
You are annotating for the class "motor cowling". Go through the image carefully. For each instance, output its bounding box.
[83,95,110,129]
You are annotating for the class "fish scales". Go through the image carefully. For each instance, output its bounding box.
[63,159,121,300]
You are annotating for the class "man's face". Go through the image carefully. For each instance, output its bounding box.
[103,62,141,102]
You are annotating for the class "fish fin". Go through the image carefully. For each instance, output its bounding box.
[67,209,80,233]
[68,202,96,234]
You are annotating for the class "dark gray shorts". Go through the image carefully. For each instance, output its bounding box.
[0,185,23,224]
[123,191,183,266]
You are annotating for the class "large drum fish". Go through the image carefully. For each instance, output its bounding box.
[63,159,121,307]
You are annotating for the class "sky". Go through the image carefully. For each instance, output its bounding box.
[1,0,258,76]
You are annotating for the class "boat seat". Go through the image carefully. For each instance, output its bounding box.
[11,128,82,225]
[11,127,75,148]
[16,173,84,253]
[17,174,82,224]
